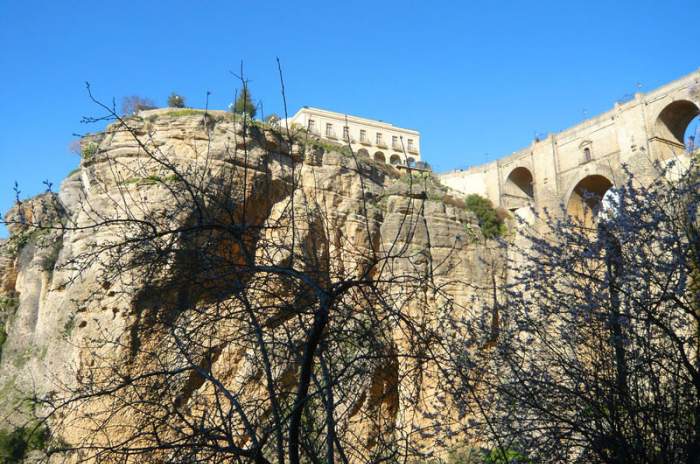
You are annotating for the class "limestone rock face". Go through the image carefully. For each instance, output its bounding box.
[0,111,502,459]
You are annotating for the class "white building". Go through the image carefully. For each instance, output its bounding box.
[283,107,422,167]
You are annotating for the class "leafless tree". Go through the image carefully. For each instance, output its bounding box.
[459,158,700,463]
[120,95,156,116]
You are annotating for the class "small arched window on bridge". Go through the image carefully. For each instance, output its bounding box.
[579,141,593,164]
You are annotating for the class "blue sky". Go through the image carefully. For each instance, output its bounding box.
[1,0,699,237]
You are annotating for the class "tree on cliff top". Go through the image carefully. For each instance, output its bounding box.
[167,92,186,108]
[232,85,257,118]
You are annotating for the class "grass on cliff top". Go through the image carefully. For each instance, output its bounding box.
[161,108,209,117]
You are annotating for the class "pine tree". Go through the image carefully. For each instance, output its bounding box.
[232,87,256,118]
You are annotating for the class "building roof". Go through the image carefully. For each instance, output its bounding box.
[289,106,420,135]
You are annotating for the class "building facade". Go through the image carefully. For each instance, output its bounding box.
[284,107,421,166]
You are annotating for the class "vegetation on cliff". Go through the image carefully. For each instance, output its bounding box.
[463,194,508,239]
[0,421,48,463]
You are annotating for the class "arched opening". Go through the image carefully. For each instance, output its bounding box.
[389,154,402,166]
[503,167,534,210]
[566,175,613,226]
[374,151,386,163]
[654,100,700,156]
[357,148,370,158]
[406,157,416,167]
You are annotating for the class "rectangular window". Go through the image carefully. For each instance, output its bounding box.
[407,139,414,150]
[343,126,350,140]
[325,123,333,137]
[360,129,367,142]
[392,136,399,149]
[308,119,316,133]
[376,133,383,144]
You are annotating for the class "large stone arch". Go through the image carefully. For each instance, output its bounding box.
[565,174,614,226]
[374,151,386,163]
[503,166,534,210]
[357,148,370,158]
[389,154,402,166]
[653,99,700,157]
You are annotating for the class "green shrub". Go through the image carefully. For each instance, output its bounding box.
[40,240,63,276]
[81,143,98,159]
[62,313,76,338]
[464,194,507,239]
[0,325,7,362]
[167,92,186,108]
[0,423,48,463]
[0,295,18,313]
[1,295,20,360]
[483,447,529,463]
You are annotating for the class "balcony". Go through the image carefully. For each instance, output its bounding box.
[391,143,402,151]
[376,141,387,149]
[359,138,372,146]
[407,146,419,154]
[325,131,337,140]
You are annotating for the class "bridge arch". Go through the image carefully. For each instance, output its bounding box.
[565,174,614,226]
[503,166,534,211]
[654,99,700,151]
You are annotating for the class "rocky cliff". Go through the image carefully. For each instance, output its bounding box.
[0,109,505,461]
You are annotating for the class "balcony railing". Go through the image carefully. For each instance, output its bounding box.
[359,138,372,146]
[391,143,402,151]
[376,141,387,149]
[325,131,337,139]
[407,146,419,154]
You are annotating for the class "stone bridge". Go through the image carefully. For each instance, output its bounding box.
[440,68,700,222]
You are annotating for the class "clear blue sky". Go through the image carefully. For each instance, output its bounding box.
[1,0,699,237]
